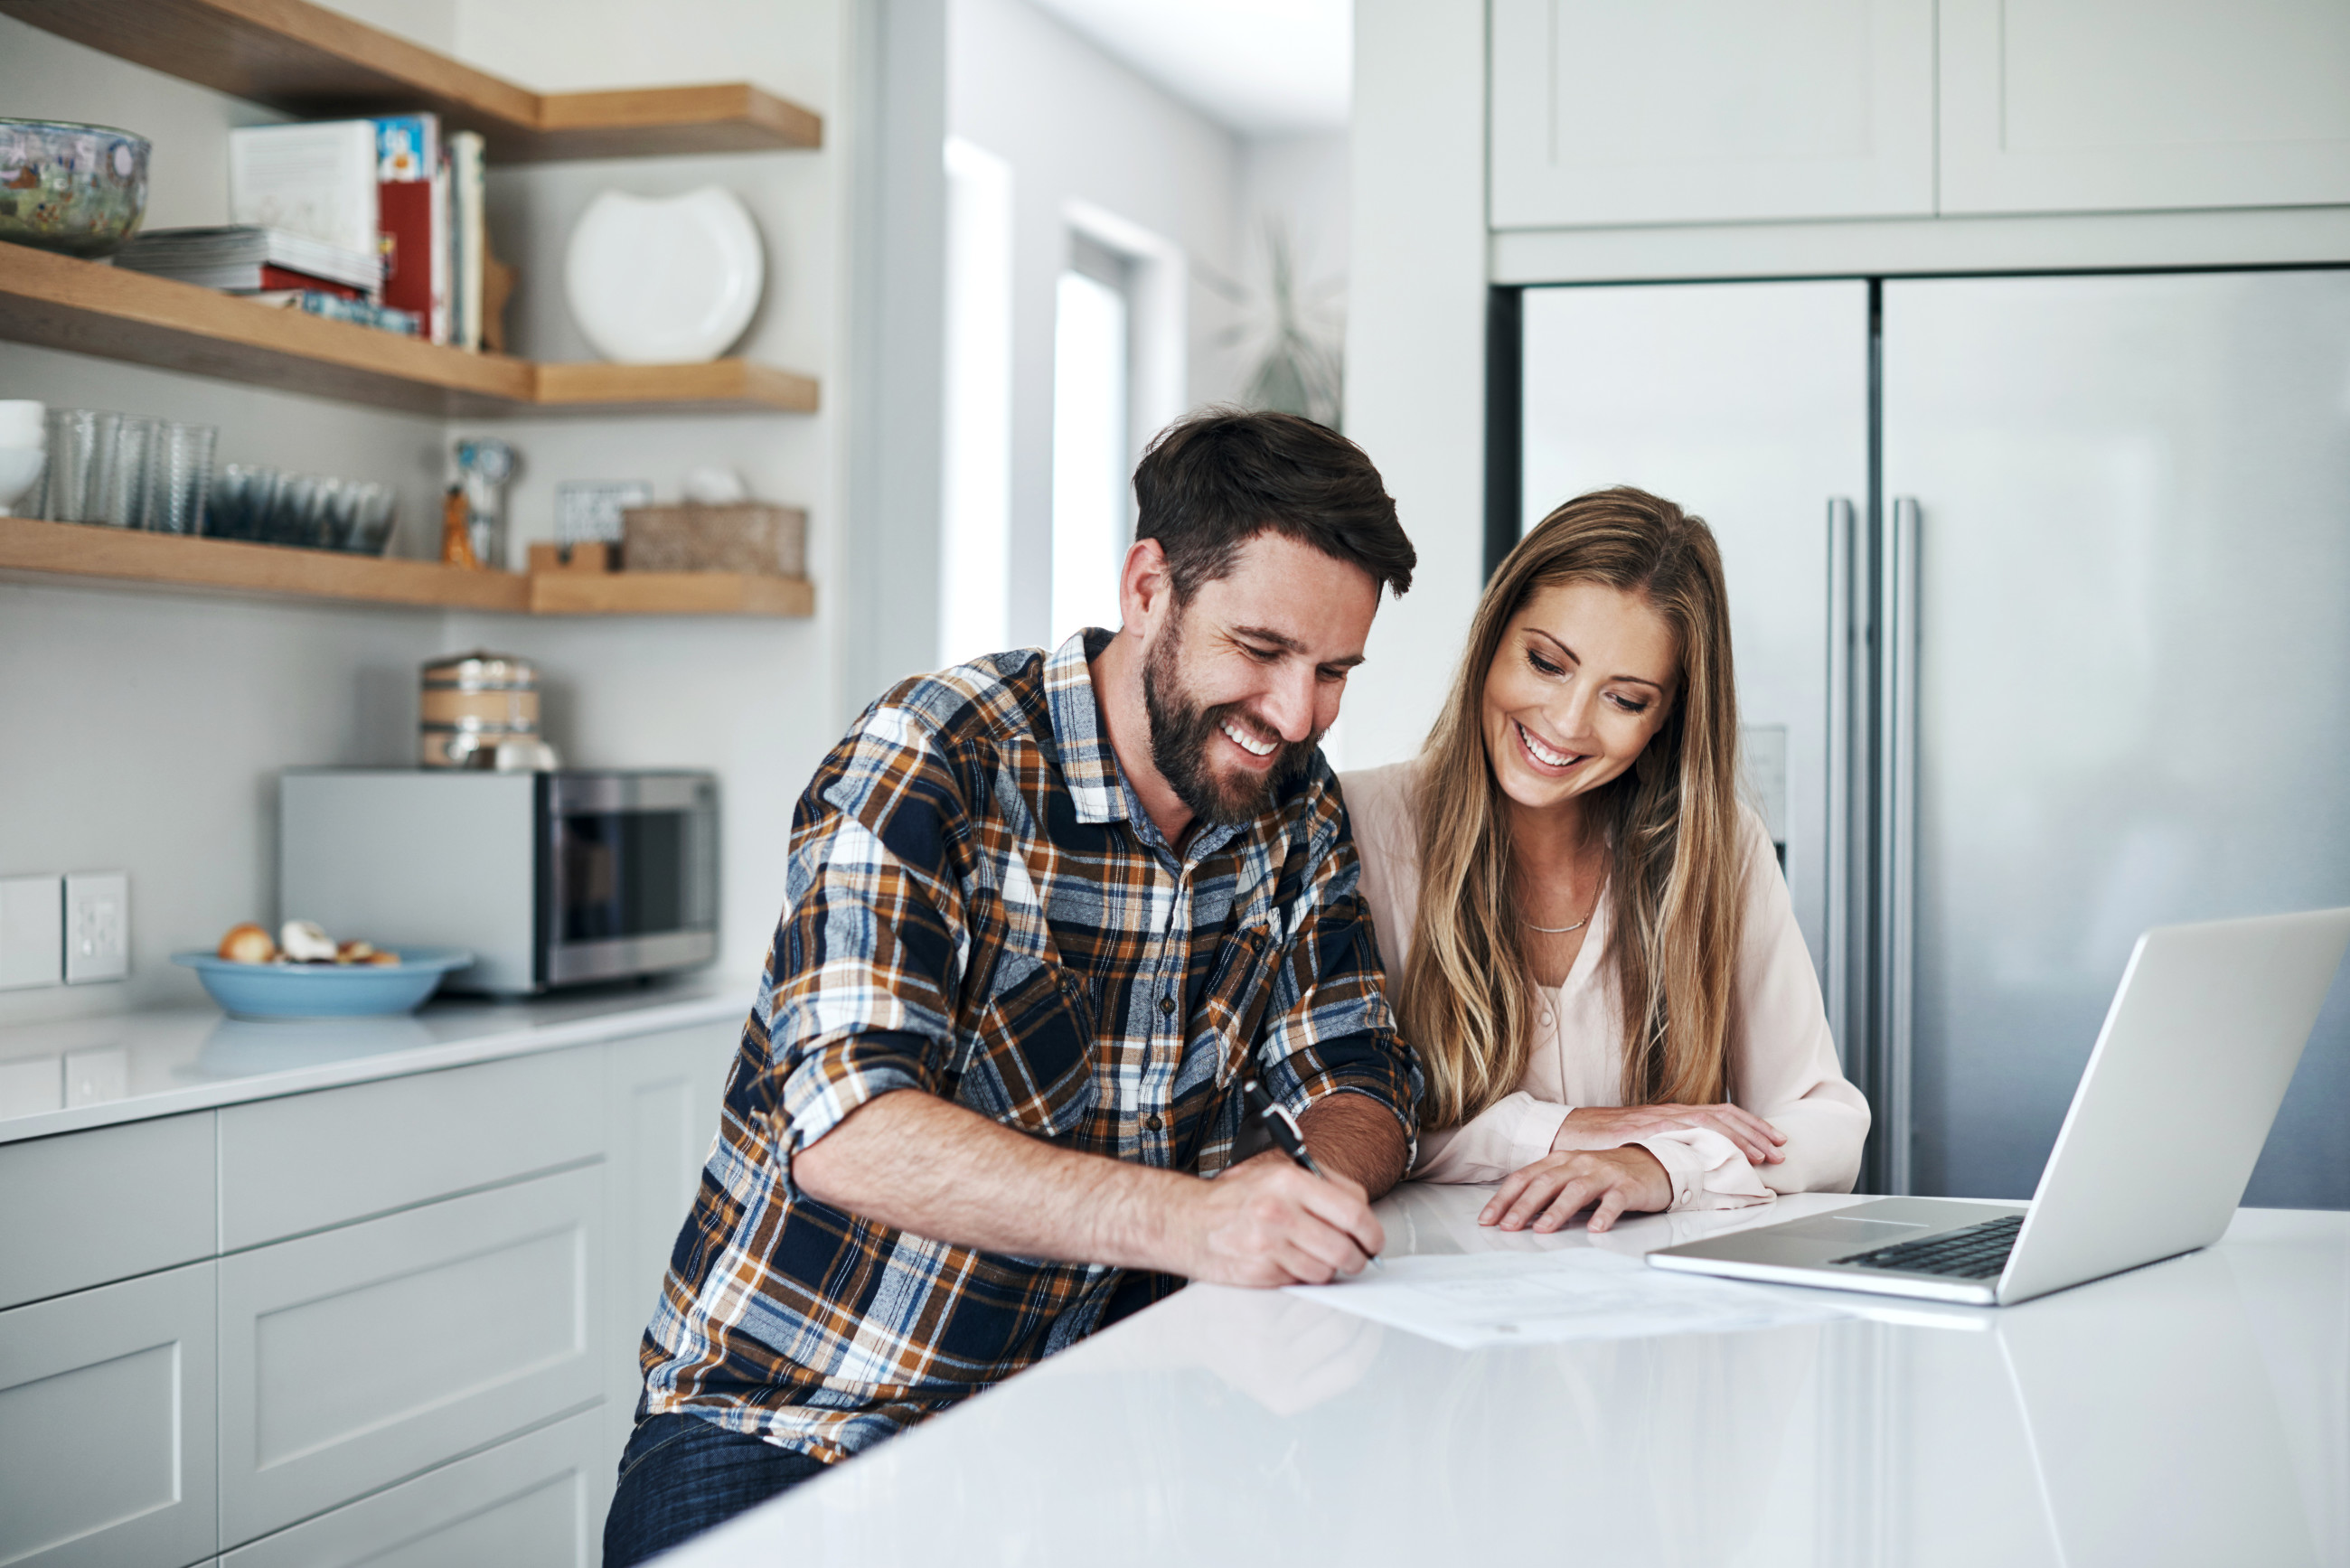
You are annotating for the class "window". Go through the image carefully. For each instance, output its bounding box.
[938,137,1015,667]
[1050,233,1134,645]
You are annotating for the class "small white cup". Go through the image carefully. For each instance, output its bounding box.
[0,400,44,451]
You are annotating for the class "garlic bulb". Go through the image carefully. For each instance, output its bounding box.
[279,918,337,962]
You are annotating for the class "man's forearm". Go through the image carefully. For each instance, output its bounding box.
[792,1089,1191,1270]
[1295,1092,1410,1198]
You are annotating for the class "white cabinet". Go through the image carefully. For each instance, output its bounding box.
[217,1164,604,1549]
[1489,0,1936,229]
[0,1013,742,1563]
[1491,0,2350,230]
[604,1021,738,1463]
[221,1407,604,1568]
[219,1048,602,1250]
[1940,0,2350,215]
[0,1263,217,1568]
[0,1112,214,1310]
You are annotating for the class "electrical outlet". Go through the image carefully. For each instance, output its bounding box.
[64,871,129,985]
[0,874,61,991]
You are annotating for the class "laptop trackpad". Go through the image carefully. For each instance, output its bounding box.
[1770,1216,1934,1245]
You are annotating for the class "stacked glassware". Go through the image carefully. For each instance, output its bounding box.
[206,465,398,555]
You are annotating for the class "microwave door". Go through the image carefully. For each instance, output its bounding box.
[544,774,719,987]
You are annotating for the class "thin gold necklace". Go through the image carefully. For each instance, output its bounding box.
[1525,913,1589,934]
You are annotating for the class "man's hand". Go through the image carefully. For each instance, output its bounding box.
[1480,1146,1671,1234]
[1553,1103,1785,1166]
[1174,1151,1384,1286]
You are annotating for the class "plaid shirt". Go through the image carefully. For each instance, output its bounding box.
[641,630,1418,1460]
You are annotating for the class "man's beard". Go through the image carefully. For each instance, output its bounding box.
[1142,612,1321,827]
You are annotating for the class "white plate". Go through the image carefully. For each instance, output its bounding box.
[563,187,766,364]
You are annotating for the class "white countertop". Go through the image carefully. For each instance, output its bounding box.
[0,981,749,1144]
[668,1185,2350,1568]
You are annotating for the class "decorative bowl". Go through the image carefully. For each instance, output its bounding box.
[0,119,150,258]
[172,947,474,1019]
[563,186,764,364]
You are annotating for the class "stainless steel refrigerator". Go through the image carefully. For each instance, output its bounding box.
[1513,268,2350,1207]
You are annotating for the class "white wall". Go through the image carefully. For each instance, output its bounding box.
[0,0,859,1022]
[946,0,1246,648]
[1340,0,1490,769]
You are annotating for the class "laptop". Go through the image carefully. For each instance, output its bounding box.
[1648,906,2350,1306]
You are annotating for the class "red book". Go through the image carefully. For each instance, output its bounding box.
[257,264,361,299]
[377,179,436,324]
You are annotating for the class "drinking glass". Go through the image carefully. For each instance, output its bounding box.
[343,482,397,554]
[144,421,216,535]
[100,415,155,528]
[40,407,121,523]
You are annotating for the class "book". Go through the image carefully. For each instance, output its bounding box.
[249,290,421,336]
[229,122,380,261]
[451,131,485,352]
[112,226,382,292]
[373,115,444,343]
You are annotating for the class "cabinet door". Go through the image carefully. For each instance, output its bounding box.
[1941,0,2350,214]
[604,1021,738,1464]
[1490,0,1935,229]
[0,1112,214,1310]
[222,1407,604,1568]
[0,1263,217,1568]
[219,1047,600,1249]
[217,1164,604,1549]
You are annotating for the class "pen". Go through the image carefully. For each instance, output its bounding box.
[1243,1078,1381,1271]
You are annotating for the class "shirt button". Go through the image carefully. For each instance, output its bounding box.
[1144,1113,1163,1131]
[1157,996,1175,1016]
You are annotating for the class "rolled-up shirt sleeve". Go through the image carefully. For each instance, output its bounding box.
[1255,813,1422,1168]
[766,706,972,1186]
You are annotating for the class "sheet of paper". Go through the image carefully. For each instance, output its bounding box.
[1285,1247,1848,1349]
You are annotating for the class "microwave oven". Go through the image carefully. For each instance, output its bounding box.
[279,769,719,995]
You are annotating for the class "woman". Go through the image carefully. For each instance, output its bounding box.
[1345,487,1866,1233]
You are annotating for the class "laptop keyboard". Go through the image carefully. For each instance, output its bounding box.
[1834,1214,2024,1279]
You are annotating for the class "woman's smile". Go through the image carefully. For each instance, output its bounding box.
[1514,720,1584,773]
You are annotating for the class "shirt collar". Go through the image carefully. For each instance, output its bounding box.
[1045,628,1125,826]
[1043,626,1248,864]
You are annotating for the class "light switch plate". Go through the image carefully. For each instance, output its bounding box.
[0,874,62,991]
[64,871,129,984]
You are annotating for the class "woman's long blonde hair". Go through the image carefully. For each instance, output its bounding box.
[1402,487,1745,1128]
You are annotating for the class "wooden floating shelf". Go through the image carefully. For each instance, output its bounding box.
[0,516,815,618]
[0,244,820,418]
[530,569,815,617]
[0,0,822,162]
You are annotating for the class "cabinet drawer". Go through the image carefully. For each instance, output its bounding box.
[220,1047,601,1248]
[218,1164,604,1549]
[0,1113,215,1310]
[0,1263,218,1568]
[223,1406,604,1568]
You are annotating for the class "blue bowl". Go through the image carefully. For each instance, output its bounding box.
[172,947,474,1019]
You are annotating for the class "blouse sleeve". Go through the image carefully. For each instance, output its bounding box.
[1413,1091,1573,1184]
[1638,809,1869,1210]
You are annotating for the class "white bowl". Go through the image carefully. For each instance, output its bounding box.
[563,187,766,364]
[0,446,43,515]
[0,399,43,447]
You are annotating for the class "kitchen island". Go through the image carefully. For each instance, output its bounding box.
[666,1183,2348,1568]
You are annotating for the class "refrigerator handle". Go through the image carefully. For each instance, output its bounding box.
[1881,497,1922,1195]
[1823,499,1856,1070]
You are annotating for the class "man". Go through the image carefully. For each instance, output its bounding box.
[604,409,1421,1565]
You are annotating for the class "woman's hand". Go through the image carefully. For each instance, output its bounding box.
[1553,1103,1786,1166]
[1478,1147,1671,1234]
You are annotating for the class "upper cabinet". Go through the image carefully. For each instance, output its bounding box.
[1493,0,2350,230]
[1939,0,2350,214]
[1489,0,1937,230]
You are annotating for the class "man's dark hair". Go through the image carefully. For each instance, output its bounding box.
[1133,408,1415,600]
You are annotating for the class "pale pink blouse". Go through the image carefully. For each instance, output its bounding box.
[1341,760,1868,1210]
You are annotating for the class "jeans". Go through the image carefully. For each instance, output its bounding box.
[603,1413,830,1567]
